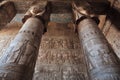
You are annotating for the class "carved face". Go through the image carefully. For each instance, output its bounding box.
[72,1,97,17]
[72,2,88,16]
[77,6,88,15]
[30,5,45,14]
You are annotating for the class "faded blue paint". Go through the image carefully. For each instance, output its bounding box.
[50,13,73,23]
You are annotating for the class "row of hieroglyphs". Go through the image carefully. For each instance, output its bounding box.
[33,64,87,80]
[38,49,84,64]
[40,37,81,49]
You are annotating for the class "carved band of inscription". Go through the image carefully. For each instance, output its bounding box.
[40,37,81,49]
[33,65,87,80]
[77,18,120,80]
[38,49,84,64]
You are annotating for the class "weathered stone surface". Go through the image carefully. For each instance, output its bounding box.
[44,23,75,36]
[77,18,120,80]
[98,15,106,30]
[106,26,120,58]
[11,14,24,23]
[0,0,119,80]
[113,0,120,11]
[33,22,88,80]
[51,1,72,13]
[40,37,80,49]
[103,0,120,59]
[50,13,73,23]
[6,0,47,13]
[0,15,119,80]
[0,1,16,28]
[0,22,22,56]
[0,17,43,80]
[33,64,87,80]
[37,49,84,65]
[102,19,112,36]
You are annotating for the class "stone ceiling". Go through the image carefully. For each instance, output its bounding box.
[5,0,110,13]
[5,0,119,23]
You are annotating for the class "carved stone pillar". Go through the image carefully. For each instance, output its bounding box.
[77,18,120,80]
[0,17,44,80]
[72,1,120,80]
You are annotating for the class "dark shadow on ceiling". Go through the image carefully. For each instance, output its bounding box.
[107,7,120,30]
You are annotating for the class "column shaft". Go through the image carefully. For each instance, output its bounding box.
[0,17,43,80]
[77,18,120,80]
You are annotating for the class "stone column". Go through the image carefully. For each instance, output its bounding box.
[77,18,120,80]
[72,2,120,80]
[0,3,47,80]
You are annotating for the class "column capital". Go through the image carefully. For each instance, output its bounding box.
[22,4,46,23]
[72,2,100,25]
[22,2,51,34]
[22,2,51,23]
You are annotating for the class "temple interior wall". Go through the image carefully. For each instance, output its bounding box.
[0,0,120,79]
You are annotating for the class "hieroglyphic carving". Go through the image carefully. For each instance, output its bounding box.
[36,44,87,80]
[38,49,84,65]
[33,22,88,80]
[72,1,120,79]
[106,26,120,58]
[77,18,120,80]
[40,37,81,49]
[0,17,44,80]
[33,65,87,80]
